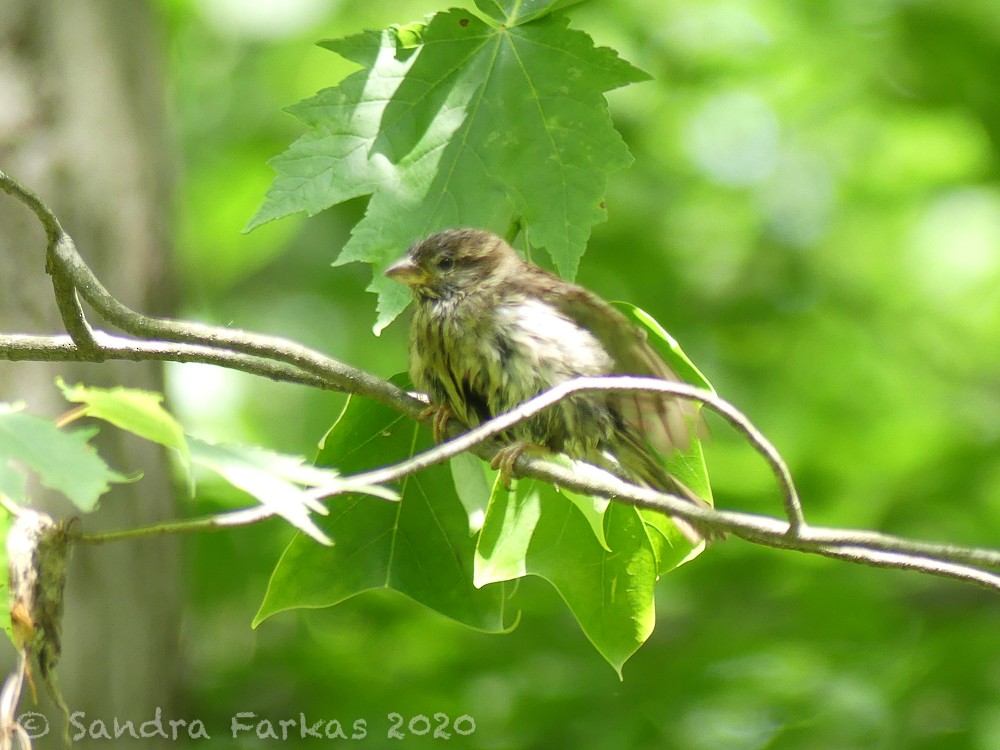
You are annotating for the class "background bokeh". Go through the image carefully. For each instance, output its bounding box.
[119,0,1000,747]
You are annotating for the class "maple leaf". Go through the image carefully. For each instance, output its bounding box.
[248,3,649,332]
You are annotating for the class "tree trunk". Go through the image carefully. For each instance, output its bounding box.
[0,1,180,746]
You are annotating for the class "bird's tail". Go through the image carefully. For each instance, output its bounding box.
[602,432,723,544]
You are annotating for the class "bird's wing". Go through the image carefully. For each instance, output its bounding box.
[535,271,698,456]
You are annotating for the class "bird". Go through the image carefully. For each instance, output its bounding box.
[385,228,713,541]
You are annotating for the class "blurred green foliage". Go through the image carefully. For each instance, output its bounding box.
[156,0,1000,747]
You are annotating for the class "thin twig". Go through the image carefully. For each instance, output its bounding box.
[50,225,402,403]
[0,332,372,395]
[0,169,62,239]
[343,413,1000,586]
[50,236,102,357]
[799,526,1000,571]
[2,169,414,415]
[345,376,803,530]
[522,466,1000,591]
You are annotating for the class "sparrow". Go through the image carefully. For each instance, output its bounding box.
[385,228,712,539]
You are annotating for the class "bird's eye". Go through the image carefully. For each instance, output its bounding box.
[437,256,454,271]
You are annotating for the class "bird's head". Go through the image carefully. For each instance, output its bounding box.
[385,228,519,301]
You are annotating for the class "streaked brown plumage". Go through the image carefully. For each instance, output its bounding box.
[386,228,711,538]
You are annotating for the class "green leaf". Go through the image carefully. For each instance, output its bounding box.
[255,386,510,632]
[474,478,541,585]
[250,9,649,333]
[448,451,494,533]
[477,479,657,675]
[472,474,617,586]
[474,0,589,26]
[615,302,716,507]
[614,302,715,393]
[57,378,191,475]
[188,439,388,546]
[640,507,706,576]
[475,476,674,674]
[245,28,403,233]
[533,497,658,677]
[391,21,426,49]
[617,303,715,574]
[0,459,26,504]
[550,456,611,551]
[0,404,132,512]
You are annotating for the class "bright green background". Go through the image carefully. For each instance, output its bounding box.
[157,0,1000,747]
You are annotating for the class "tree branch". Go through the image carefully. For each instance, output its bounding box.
[1,168,416,416]
[3,167,1000,595]
[1,332,345,391]
[331,377,1000,590]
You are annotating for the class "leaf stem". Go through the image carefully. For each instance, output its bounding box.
[74,506,278,545]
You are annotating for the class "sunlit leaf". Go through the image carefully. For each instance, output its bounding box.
[474,0,589,26]
[614,302,715,393]
[474,478,541,585]
[557,476,611,551]
[0,460,26,504]
[0,404,132,512]
[449,451,494,533]
[188,438,391,546]
[614,302,715,505]
[57,378,191,474]
[255,384,510,631]
[477,478,657,675]
[249,8,649,332]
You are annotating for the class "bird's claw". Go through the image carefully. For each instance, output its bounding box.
[490,441,548,489]
[418,404,452,444]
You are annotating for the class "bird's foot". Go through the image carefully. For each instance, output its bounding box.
[490,441,549,489]
[417,403,453,444]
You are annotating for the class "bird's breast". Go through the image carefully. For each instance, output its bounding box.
[409,295,616,452]
[409,297,500,425]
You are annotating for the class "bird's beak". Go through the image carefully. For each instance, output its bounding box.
[384,256,427,287]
